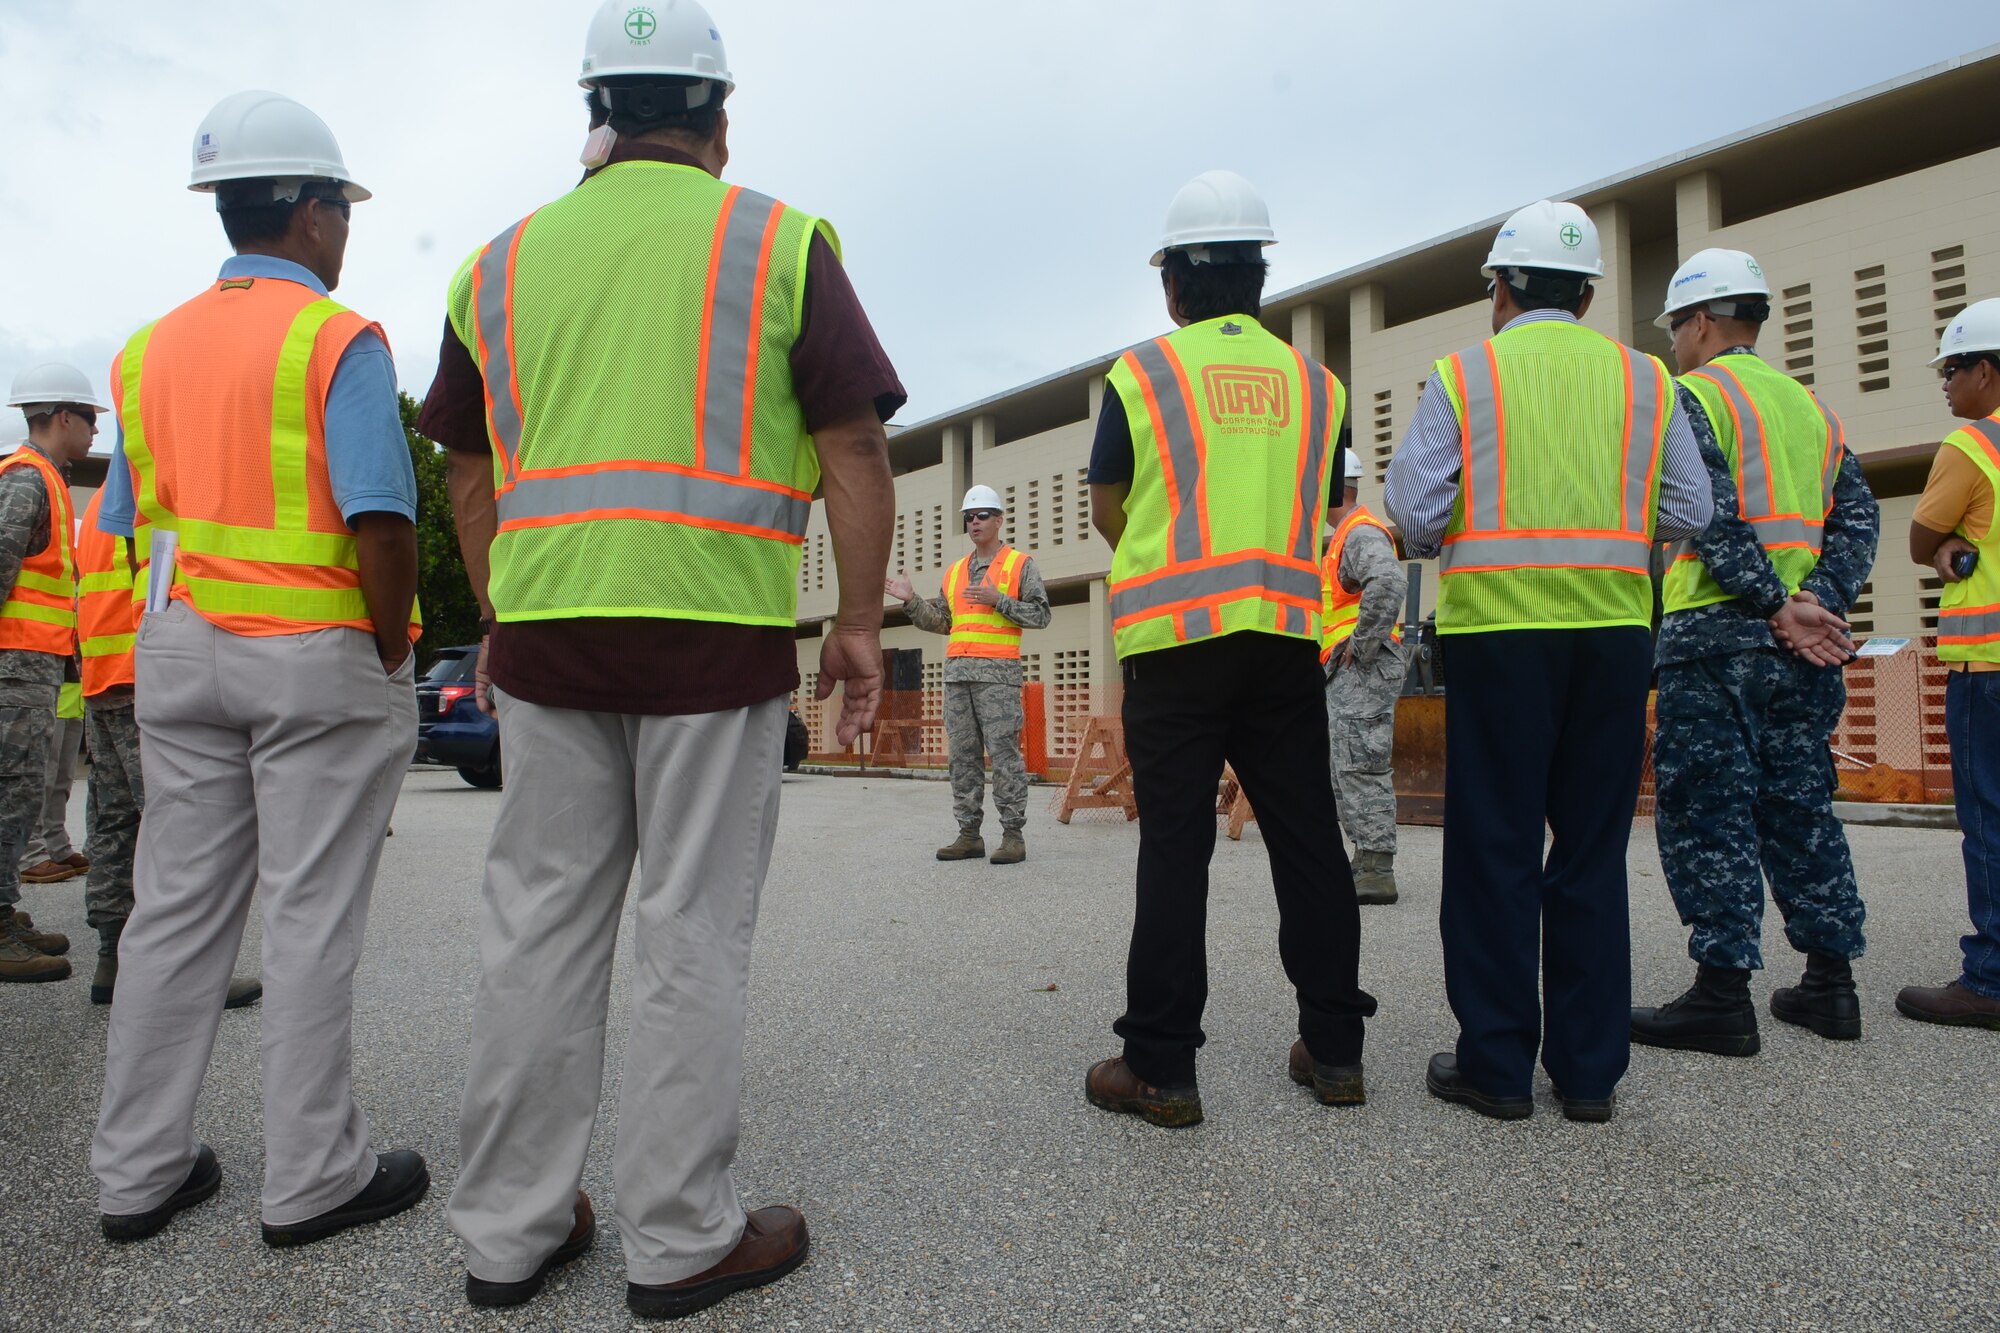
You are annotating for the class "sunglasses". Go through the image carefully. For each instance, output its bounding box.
[1668,310,1703,335]
[963,509,1001,522]
[1941,357,1991,381]
[62,407,97,427]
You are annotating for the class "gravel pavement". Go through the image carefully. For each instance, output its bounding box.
[2,767,1994,1332]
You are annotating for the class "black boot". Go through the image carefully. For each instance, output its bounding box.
[92,923,122,1006]
[1770,952,1861,1040]
[1631,963,1760,1057]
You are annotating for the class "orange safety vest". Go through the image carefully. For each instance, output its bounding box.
[944,546,1027,658]
[1319,505,1402,663]
[76,488,137,696]
[112,275,420,642]
[0,445,76,656]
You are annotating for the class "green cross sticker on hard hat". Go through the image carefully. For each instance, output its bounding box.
[1558,223,1583,249]
[625,7,656,41]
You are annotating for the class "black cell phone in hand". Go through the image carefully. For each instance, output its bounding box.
[1952,549,1980,579]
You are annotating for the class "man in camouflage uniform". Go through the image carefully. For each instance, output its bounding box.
[1321,445,1407,904]
[1632,250,1877,1058]
[0,364,100,984]
[887,486,1050,865]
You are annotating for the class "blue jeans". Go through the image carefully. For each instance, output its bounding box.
[1946,669,2000,997]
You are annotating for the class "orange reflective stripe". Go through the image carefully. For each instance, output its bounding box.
[695,187,783,477]
[1689,363,1777,518]
[1127,339,1210,565]
[1158,339,1212,559]
[1286,352,1335,567]
[471,214,533,488]
[1454,345,1508,530]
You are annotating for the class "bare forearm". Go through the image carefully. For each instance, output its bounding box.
[447,448,498,619]
[352,512,417,665]
[1090,482,1129,550]
[1911,520,1951,565]
[817,411,895,627]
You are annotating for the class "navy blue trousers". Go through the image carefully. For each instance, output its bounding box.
[1440,627,1652,1101]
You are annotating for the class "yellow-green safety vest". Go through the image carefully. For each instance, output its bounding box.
[1106,315,1345,660]
[1664,353,1844,614]
[449,161,833,627]
[1937,412,2000,664]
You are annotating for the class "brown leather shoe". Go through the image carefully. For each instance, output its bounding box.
[1896,980,2000,1030]
[20,858,84,885]
[1085,1056,1203,1127]
[1287,1039,1365,1107]
[60,852,89,872]
[466,1191,595,1308]
[627,1205,809,1321]
[0,907,67,955]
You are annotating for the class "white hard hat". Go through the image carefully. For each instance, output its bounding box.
[1343,449,1363,482]
[1930,297,2000,366]
[7,362,108,413]
[580,0,734,99]
[189,91,369,203]
[961,485,1004,513]
[1655,248,1771,328]
[1151,170,1276,268]
[1481,200,1602,279]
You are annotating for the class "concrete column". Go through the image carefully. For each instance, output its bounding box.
[972,413,998,454]
[1087,373,1106,418]
[1348,283,1386,339]
[1585,199,1633,343]
[1290,301,1327,363]
[1088,577,1120,715]
[943,424,970,505]
[1675,171,1722,250]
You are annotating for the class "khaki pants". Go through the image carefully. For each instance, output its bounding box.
[449,690,783,1286]
[92,603,415,1223]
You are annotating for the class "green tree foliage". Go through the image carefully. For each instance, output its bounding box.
[399,391,482,664]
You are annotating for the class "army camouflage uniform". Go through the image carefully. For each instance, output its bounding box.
[1653,361,1878,970]
[83,686,141,931]
[1324,522,1406,855]
[904,550,1051,836]
[0,451,65,916]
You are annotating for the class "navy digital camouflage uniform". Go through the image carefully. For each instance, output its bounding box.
[0,450,65,914]
[1653,351,1878,970]
[904,549,1052,835]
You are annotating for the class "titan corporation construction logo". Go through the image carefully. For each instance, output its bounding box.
[625,7,657,41]
[1202,365,1291,431]
[1558,222,1584,249]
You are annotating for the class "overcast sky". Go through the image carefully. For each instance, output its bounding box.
[5,0,2000,441]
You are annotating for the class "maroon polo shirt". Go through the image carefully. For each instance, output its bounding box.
[418,142,905,716]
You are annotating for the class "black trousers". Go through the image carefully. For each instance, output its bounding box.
[1116,632,1377,1087]
[1440,627,1652,1101]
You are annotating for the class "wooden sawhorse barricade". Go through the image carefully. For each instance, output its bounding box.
[1054,716,1138,823]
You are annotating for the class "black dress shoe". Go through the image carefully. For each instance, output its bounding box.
[466,1191,595,1308]
[1549,1082,1615,1123]
[261,1149,429,1248]
[102,1142,222,1241]
[1424,1053,1531,1121]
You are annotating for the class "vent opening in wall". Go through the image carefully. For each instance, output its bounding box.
[1854,265,1890,393]
[1371,388,1394,483]
[1933,244,1968,340]
[1782,283,1814,385]
[1848,581,1874,637]
[1919,575,1942,632]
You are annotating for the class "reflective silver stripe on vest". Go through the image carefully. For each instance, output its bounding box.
[1457,349,1503,529]
[1622,350,1664,524]
[474,218,529,484]
[1438,533,1650,572]
[1962,417,2000,455]
[495,468,810,538]
[1746,514,1822,550]
[1693,365,1772,518]
[1940,607,2000,639]
[1109,556,1321,622]
[1183,606,1215,639]
[1292,360,1334,565]
[699,188,783,478]
[1280,604,1308,636]
[1130,339,1206,564]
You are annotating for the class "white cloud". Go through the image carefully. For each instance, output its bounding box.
[2,0,1995,428]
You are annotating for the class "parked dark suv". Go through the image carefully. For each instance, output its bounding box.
[415,645,501,788]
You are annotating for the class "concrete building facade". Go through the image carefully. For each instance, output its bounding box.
[793,47,2000,764]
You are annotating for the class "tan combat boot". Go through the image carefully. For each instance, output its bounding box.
[0,911,71,983]
[936,831,985,861]
[990,832,1026,865]
[2,907,68,955]
[1353,850,1398,905]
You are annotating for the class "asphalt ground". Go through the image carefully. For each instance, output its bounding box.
[2,768,1994,1332]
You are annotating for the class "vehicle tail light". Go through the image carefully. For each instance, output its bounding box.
[437,685,476,714]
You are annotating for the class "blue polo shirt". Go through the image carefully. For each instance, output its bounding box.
[97,255,417,537]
